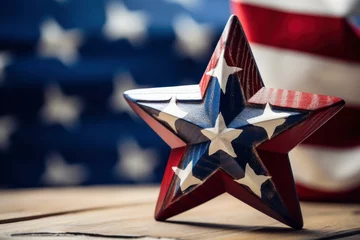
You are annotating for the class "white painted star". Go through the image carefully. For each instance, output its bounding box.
[0,52,12,83]
[0,116,17,151]
[109,72,141,119]
[201,113,243,157]
[40,84,83,128]
[166,0,203,10]
[103,1,148,46]
[206,49,242,94]
[235,163,271,198]
[114,139,158,182]
[247,103,291,139]
[156,96,188,133]
[172,160,203,192]
[42,152,88,186]
[173,14,214,61]
[38,18,83,65]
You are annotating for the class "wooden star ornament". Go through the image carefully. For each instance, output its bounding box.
[124,15,344,229]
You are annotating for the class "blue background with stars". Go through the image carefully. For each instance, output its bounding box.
[0,0,231,188]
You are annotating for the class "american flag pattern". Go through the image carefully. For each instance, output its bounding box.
[0,0,230,188]
[231,0,360,201]
[125,15,344,228]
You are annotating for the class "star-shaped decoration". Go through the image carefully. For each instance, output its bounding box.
[38,18,83,65]
[157,96,188,133]
[42,152,88,186]
[235,163,271,198]
[40,84,83,128]
[124,15,344,229]
[247,103,291,139]
[103,1,148,46]
[205,47,242,94]
[0,52,12,83]
[173,14,214,61]
[114,139,158,182]
[172,160,203,192]
[0,115,17,151]
[201,113,242,157]
[109,72,143,119]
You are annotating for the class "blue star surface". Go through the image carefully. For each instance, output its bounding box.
[132,71,308,197]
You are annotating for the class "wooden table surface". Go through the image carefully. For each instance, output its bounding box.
[0,186,359,240]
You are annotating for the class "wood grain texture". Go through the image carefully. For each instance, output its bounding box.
[0,186,156,224]
[0,186,359,240]
[199,14,264,100]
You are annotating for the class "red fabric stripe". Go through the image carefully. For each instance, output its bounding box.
[303,106,360,148]
[231,3,360,62]
[296,183,360,202]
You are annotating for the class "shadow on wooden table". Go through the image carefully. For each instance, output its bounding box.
[167,220,320,235]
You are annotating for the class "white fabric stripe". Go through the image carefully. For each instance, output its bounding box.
[232,0,360,17]
[290,146,360,191]
[250,43,360,106]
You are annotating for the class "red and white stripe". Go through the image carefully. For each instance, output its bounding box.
[231,0,360,201]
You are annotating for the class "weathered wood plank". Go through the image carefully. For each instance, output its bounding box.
[0,186,157,223]
[0,187,359,240]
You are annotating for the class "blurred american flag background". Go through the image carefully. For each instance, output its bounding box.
[0,0,359,201]
[0,0,230,187]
